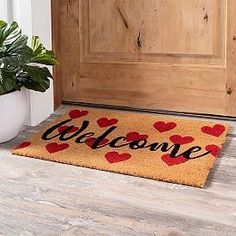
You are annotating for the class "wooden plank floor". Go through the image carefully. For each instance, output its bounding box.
[0,105,236,236]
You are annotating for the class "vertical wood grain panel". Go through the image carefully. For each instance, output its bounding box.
[59,0,81,101]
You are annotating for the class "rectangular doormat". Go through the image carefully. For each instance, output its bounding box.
[12,107,230,187]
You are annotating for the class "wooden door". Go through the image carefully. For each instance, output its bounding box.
[53,0,236,116]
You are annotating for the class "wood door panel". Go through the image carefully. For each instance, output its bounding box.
[54,0,236,116]
[64,63,226,114]
[78,63,226,92]
[73,86,226,115]
[88,0,216,54]
[82,0,226,65]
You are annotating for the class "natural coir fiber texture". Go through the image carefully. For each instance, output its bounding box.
[12,107,230,187]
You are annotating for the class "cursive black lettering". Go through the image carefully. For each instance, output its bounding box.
[92,126,117,149]
[129,139,147,149]
[147,142,180,157]
[75,132,95,143]
[109,137,128,148]
[178,146,211,159]
[59,121,89,141]
[42,119,72,140]
[41,119,212,162]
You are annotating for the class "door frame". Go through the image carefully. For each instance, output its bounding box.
[52,0,63,109]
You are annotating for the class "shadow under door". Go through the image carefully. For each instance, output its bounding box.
[53,0,236,116]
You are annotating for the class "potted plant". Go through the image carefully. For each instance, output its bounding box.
[0,20,58,143]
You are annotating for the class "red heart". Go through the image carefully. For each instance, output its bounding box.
[169,135,194,145]
[161,154,188,166]
[97,117,118,128]
[201,124,225,137]
[69,110,89,119]
[46,143,69,154]
[126,132,148,141]
[153,121,177,133]
[13,142,31,150]
[58,126,79,133]
[105,151,131,164]
[85,137,109,148]
[205,145,221,157]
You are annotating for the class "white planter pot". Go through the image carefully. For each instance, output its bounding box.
[0,90,28,143]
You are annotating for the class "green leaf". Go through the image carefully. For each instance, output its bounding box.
[0,84,5,95]
[0,22,57,94]
[0,22,7,46]
[2,22,18,41]
[0,20,7,29]
[20,65,51,92]
[0,69,16,93]
[7,35,28,53]
[3,29,21,46]
[23,65,52,82]
[40,66,53,78]
[0,21,7,37]
[31,36,42,54]
[0,21,20,47]
[23,77,50,92]
[32,52,58,65]
[2,46,33,68]
[31,36,58,65]
[17,45,33,63]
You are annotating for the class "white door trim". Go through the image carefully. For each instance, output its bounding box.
[0,0,54,126]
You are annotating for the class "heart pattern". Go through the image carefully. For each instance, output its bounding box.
[13,142,31,150]
[97,117,118,128]
[153,121,177,133]
[69,110,89,119]
[46,143,70,154]
[126,132,148,142]
[58,126,79,134]
[105,151,131,164]
[12,105,229,190]
[161,154,188,166]
[169,135,194,145]
[85,137,109,148]
[201,124,225,137]
[205,145,221,157]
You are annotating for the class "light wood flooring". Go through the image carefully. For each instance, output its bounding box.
[0,105,235,236]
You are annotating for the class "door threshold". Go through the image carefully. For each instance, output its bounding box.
[62,101,236,122]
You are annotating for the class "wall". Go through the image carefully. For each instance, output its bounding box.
[0,0,54,126]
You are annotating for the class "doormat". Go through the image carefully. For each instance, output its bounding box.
[12,107,230,187]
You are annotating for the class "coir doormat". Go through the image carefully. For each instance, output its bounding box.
[12,107,230,187]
